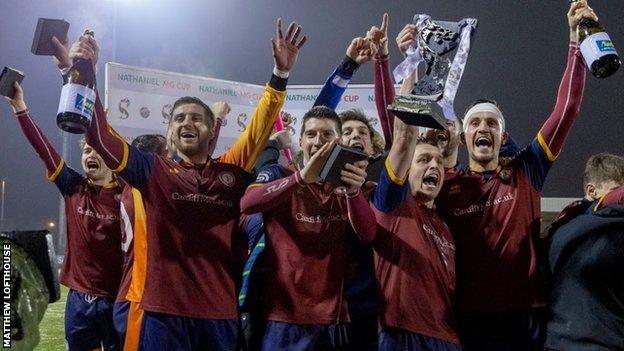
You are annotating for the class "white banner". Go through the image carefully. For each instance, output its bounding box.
[105,63,393,156]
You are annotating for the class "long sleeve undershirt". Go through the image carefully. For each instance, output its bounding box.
[374,56,396,150]
[240,170,304,215]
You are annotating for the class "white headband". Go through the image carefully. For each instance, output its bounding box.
[463,102,505,132]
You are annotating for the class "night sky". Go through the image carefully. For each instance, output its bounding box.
[1,0,622,240]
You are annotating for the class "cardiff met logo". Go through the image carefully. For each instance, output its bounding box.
[75,93,95,117]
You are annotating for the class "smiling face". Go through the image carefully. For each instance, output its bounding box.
[300,117,340,163]
[81,143,112,182]
[408,143,445,204]
[463,111,507,171]
[341,119,374,156]
[169,103,214,161]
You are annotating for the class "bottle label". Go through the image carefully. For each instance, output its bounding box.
[580,32,618,64]
[57,83,96,121]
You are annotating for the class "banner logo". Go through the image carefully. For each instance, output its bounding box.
[237,113,248,132]
[119,98,130,119]
[140,107,150,119]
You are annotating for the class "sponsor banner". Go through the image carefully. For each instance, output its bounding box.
[105,63,396,156]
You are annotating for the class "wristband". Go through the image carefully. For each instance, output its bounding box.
[273,66,290,79]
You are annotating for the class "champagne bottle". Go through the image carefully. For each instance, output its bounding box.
[575,7,620,78]
[56,30,97,133]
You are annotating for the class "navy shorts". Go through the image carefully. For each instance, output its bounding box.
[64,289,119,351]
[113,301,130,348]
[261,321,349,351]
[379,327,463,351]
[458,308,546,351]
[346,314,377,351]
[138,311,237,351]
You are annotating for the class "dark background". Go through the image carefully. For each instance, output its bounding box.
[1,0,622,235]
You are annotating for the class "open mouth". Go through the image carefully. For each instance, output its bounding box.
[422,172,440,189]
[86,160,99,171]
[475,136,493,149]
[350,141,364,152]
[179,130,197,141]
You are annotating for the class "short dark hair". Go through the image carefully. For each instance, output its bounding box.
[583,153,624,186]
[416,135,442,148]
[339,109,375,138]
[171,96,214,125]
[132,134,167,155]
[300,106,341,137]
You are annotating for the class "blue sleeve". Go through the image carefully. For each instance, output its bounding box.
[500,135,521,158]
[53,164,85,196]
[313,56,360,109]
[254,163,288,184]
[254,140,281,175]
[245,213,265,249]
[117,146,156,189]
[372,162,409,213]
[514,139,553,192]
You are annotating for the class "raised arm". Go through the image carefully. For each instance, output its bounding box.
[535,11,589,161]
[370,14,397,149]
[207,102,230,157]
[5,83,82,194]
[520,2,594,190]
[314,36,375,108]
[372,71,418,212]
[219,20,307,172]
[57,32,154,190]
[87,92,154,189]
[387,71,418,178]
[254,129,292,173]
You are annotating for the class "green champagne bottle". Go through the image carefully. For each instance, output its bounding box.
[56,30,97,133]
[577,13,620,78]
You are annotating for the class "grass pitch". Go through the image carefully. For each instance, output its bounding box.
[35,285,68,351]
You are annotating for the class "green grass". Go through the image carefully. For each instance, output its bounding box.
[35,285,68,351]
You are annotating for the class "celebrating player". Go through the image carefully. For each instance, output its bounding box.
[343,63,463,349]
[5,82,123,350]
[238,32,379,350]
[75,19,306,350]
[239,105,370,350]
[435,2,594,349]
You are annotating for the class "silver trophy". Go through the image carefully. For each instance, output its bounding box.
[390,16,478,130]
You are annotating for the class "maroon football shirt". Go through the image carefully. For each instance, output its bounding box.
[137,156,249,318]
[257,169,351,325]
[373,193,458,342]
[60,177,124,298]
[437,162,545,314]
[14,109,124,298]
[436,43,586,315]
